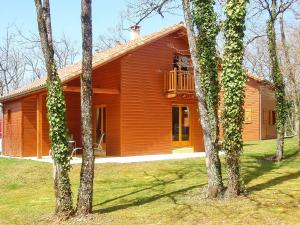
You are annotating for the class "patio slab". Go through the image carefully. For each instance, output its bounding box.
[0,151,224,164]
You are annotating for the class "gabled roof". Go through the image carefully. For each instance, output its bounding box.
[246,72,274,87]
[0,22,272,102]
[1,23,186,102]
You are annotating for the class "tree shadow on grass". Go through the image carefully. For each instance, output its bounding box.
[92,169,206,214]
[92,141,299,215]
[248,170,300,192]
[93,171,182,207]
[242,146,299,191]
[93,183,204,214]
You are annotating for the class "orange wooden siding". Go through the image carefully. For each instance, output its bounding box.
[34,93,120,157]
[261,84,277,139]
[1,29,277,157]
[3,101,22,156]
[62,58,121,156]
[93,94,121,155]
[40,95,50,155]
[22,96,37,156]
[92,59,121,156]
[120,32,204,155]
[219,78,262,141]
[242,78,261,140]
[65,92,81,149]
[20,93,82,157]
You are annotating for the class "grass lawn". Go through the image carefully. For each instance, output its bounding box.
[0,138,299,225]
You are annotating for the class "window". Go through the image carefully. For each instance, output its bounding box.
[271,110,276,125]
[244,108,252,123]
[96,106,106,143]
[269,110,276,125]
[173,55,191,71]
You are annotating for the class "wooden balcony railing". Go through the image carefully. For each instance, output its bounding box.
[164,69,195,98]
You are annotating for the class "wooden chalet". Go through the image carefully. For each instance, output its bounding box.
[0,23,276,157]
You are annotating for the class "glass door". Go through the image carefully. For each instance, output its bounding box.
[95,106,106,150]
[172,106,191,147]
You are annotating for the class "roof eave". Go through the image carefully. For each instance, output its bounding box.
[0,24,186,103]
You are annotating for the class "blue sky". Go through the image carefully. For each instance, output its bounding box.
[0,1,183,43]
[1,1,299,46]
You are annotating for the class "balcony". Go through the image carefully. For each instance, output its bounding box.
[164,69,195,98]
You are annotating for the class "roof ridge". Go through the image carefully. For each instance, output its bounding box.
[1,23,185,101]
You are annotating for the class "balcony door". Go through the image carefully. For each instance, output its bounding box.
[172,106,191,147]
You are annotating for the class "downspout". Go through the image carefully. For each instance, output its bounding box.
[259,84,262,140]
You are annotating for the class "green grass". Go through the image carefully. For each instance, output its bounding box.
[0,138,299,225]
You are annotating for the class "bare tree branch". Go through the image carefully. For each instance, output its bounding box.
[0,26,26,95]
[126,0,181,26]
[245,34,267,46]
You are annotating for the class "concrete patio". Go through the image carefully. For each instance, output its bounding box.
[0,151,219,164]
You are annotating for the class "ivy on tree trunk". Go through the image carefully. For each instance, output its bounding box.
[278,1,299,154]
[222,0,248,197]
[47,75,73,215]
[266,0,287,161]
[34,0,73,216]
[192,0,223,197]
[182,0,223,198]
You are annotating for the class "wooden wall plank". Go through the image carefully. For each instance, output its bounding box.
[21,96,38,157]
[3,101,22,156]
[36,95,42,158]
[261,84,277,139]
[120,32,204,156]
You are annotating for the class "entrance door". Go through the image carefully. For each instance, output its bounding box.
[95,106,106,150]
[172,106,191,147]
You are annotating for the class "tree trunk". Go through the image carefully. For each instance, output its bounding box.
[267,0,287,161]
[76,0,94,215]
[278,2,300,153]
[299,111,300,154]
[34,0,73,216]
[295,100,300,153]
[275,127,285,161]
[297,103,300,154]
[222,0,248,197]
[182,0,223,198]
[204,140,223,197]
[53,161,73,215]
[192,0,223,197]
